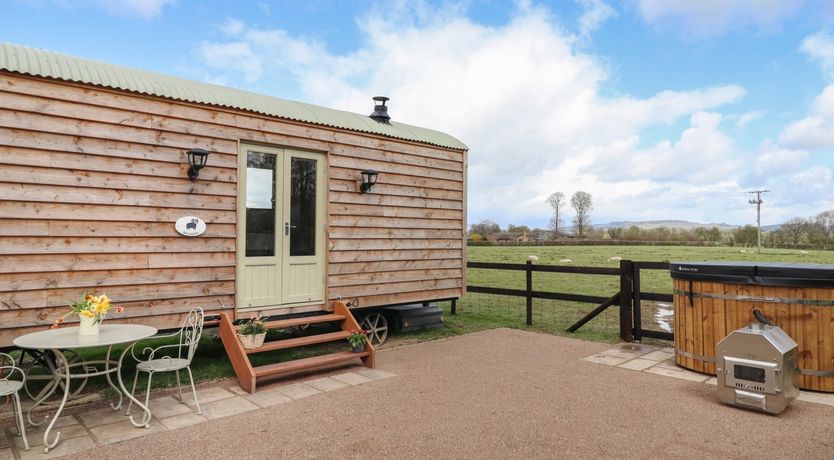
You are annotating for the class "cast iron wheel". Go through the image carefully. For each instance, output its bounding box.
[359,312,388,345]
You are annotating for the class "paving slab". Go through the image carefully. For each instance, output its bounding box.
[617,358,658,371]
[226,385,247,395]
[0,431,9,449]
[180,386,235,406]
[641,350,675,362]
[797,391,834,408]
[76,406,127,428]
[13,423,88,449]
[330,372,373,386]
[653,359,686,371]
[242,389,292,408]
[618,343,657,354]
[645,366,711,383]
[0,448,11,460]
[89,419,166,445]
[200,396,258,420]
[581,353,629,366]
[276,383,321,400]
[19,435,95,460]
[158,413,208,430]
[147,396,193,419]
[354,369,396,380]
[305,378,349,392]
[598,348,645,360]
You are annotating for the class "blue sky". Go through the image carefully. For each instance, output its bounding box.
[5,1,834,228]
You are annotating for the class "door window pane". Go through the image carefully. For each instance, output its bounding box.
[246,152,276,257]
[290,157,317,256]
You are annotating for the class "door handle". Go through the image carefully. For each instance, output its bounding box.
[285,222,296,235]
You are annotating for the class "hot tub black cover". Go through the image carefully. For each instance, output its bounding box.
[670,262,834,287]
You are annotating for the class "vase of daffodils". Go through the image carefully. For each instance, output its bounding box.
[56,293,123,336]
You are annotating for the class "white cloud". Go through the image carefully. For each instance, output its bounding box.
[634,0,804,39]
[194,4,755,227]
[779,84,834,149]
[789,166,833,194]
[577,0,616,41]
[220,18,246,37]
[734,110,767,128]
[800,29,834,77]
[589,111,741,184]
[754,141,808,176]
[198,42,261,82]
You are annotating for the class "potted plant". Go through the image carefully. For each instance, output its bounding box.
[54,293,124,336]
[347,329,368,353]
[238,316,267,349]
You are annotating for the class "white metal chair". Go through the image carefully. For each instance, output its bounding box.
[127,308,205,422]
[1,352,29,451]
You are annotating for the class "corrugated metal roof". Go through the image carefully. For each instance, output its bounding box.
[0,42,467,151]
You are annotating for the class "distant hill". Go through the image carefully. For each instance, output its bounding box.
[595,220,782,232]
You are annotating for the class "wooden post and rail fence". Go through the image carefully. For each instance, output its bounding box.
[458,260,673,342]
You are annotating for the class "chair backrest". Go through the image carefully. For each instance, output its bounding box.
[0,352,23,383]
[178,307,205,363]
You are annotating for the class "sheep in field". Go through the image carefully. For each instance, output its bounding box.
[607,256,623,262]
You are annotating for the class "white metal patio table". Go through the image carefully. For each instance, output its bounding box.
[13,324,157,453]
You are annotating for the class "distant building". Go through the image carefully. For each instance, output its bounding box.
[488,232,530,243]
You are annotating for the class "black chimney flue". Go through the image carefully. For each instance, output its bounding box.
[369,96,390,123]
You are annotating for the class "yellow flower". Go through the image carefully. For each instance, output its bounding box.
[92,295,111,314]
[79,310,95,318]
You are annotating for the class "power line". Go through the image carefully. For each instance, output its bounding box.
[748,189,769,253]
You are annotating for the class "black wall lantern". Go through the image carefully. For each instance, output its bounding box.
[359,169,379,193]
[186,148,210,180]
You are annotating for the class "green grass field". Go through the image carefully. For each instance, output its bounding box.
[438,245,834,343]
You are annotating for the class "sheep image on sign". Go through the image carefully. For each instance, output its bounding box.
[175,216,206,236]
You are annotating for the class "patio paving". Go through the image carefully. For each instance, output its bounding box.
[583,343,834,408]
[4,328,834,458]
[0,366,396,459]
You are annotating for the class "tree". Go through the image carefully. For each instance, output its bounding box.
[607,227,623,240]
[781,217,810,245]
[706,226,723,243]
[469,220,500,239]
[733,225,758,246]
[570,191,593,237]
[546,192,565,234]
[507,224,530,234]
[814,210,834,243]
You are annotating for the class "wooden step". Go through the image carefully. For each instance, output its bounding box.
[245,331,352,354]
[236,314,346,331]
[253,351,369,379]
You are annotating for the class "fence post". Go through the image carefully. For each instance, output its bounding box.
[632,262,642,342]
[619,260,634,341]
[451,299,457,315]
[526,260,533,326]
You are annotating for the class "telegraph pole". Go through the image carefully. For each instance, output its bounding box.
[748,190,769,253]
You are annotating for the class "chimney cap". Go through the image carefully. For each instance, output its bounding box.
[369,96,391,123]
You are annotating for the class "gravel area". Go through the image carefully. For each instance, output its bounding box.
[86,328,834,459]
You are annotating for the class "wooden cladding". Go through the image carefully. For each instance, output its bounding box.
[0,72,466,345]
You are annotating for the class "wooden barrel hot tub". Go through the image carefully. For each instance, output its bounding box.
[670,262,834,392]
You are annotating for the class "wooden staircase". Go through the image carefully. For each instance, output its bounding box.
[219,301,375,393]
